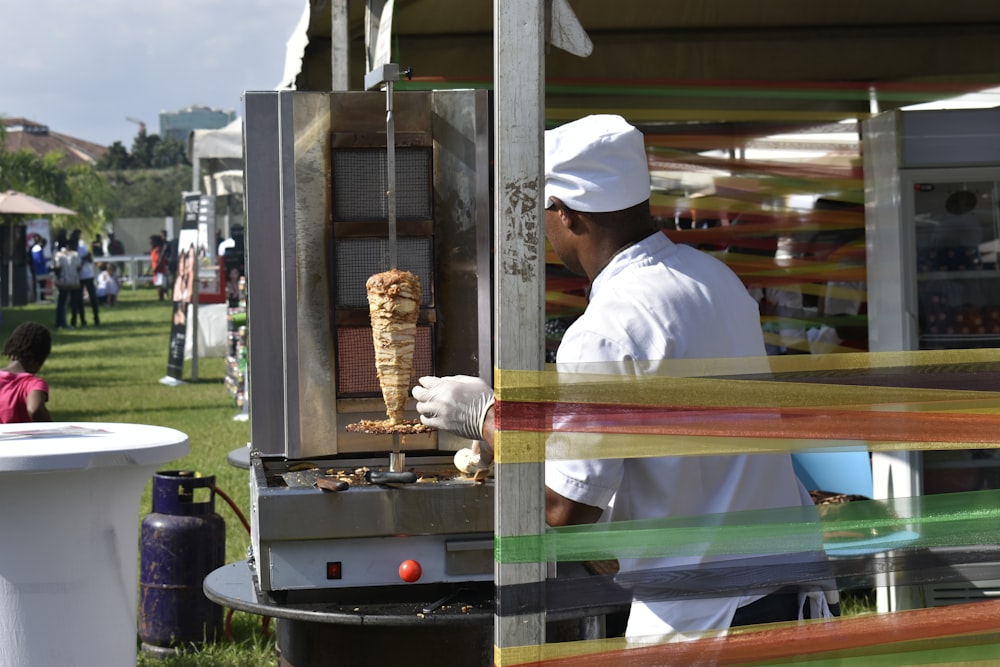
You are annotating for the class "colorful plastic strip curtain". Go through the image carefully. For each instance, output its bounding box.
[491,349,1000,665]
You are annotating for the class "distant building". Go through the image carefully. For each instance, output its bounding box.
[1,118,108,168]
[159,105,236,145]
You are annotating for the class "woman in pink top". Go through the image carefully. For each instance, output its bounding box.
[0,322,52,423]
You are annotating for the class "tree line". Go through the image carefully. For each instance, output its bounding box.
[0,123,192,239]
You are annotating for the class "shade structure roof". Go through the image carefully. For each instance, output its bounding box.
[292,0,1000,123]
[0,190,76,216]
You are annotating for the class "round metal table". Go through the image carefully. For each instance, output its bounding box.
[205,560,496,666]
[226,445,250,469]
[0,422,189,667]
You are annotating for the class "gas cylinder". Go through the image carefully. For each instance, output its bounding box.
[139,470,226,656]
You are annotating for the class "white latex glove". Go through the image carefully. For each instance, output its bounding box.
[412,375,494,441]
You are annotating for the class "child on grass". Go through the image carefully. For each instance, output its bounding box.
[0,322,52,423]
[96,262,120,307]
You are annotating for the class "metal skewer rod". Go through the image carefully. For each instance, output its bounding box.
[364,63,412,471]
[390,432,404,473]
[383,70,400,470]
[364,63,411,271]
[385,77,398,270]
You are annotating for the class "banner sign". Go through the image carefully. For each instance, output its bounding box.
[165,193,202,380]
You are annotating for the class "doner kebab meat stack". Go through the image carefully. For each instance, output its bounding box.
[360,269,429,431]
[357,268,490,478]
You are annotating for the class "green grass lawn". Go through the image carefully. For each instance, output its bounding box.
[0,288,276,666]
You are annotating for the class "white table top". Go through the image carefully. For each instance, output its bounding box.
[0,422,189,472]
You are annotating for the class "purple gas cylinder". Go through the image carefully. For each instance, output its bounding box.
[139,470,226,656]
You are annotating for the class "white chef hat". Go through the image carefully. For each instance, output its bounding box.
[544,114,650,213]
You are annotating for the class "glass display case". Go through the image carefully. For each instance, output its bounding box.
[863,109,1000,611]
[909,173,1000,496]
[913,176,1000,350]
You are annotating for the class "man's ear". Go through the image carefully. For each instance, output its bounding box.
[548,197,577,230]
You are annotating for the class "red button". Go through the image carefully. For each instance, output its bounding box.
[398,559,422,583]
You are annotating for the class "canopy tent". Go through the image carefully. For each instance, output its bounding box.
[282,1,1000,201]
[187,118,244,195]
[279,0,1000,198]
[0,190,75,307]
[209,170,244,196]
[279,1,312,89]
[0,190,76,216]
[186,118,246,248]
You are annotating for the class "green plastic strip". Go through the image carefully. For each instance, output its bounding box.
[496,490,1000,564]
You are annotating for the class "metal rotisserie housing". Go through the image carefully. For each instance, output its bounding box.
[244,88,491,459]
[242,89,493,594]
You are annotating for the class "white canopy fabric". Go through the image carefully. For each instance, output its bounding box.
[187,118,243,194]
[211,169,244,196]
[280,2,311,90]
[0,190,76,216]
[187,118,242,163]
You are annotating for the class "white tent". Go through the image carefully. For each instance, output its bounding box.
[187,118,243,195]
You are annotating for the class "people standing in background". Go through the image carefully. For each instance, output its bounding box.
[0,322,52,423]
[218,234,236,257]
[72,229,100,327]
[163,230,178,293]
[107,232,125,256]
[225,267,242,306]
[150,235,169,301]
[30,236,50,302]
[107,232,126,276]
[91,233,105,258]
[52,239,81,329]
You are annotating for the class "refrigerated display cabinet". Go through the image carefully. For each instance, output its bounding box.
[863,108,1000,611]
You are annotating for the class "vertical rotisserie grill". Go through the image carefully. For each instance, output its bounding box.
[242,89,493,596]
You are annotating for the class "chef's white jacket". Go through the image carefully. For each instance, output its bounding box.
[545,231,831,641]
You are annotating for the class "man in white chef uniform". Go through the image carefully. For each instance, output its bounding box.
[414,114,835,642]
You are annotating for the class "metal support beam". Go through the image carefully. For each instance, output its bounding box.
[331,0,350,90]
[493,0,547,656]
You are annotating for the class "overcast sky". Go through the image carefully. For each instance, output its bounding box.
[1,0,307,148]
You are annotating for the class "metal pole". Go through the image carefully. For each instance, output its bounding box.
[493,0,547,656]
[365,64,406,271]
[331,0,350,91]
[385,78,397,270]
[190,245,200,383]
[192,156,200,194]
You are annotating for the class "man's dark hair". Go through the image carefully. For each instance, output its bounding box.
[587,200,652,229]
[4,322,52,370]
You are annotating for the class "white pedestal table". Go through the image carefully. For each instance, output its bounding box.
[0,423,189,667]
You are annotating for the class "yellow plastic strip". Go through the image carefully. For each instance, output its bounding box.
[492,350,1000,463]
